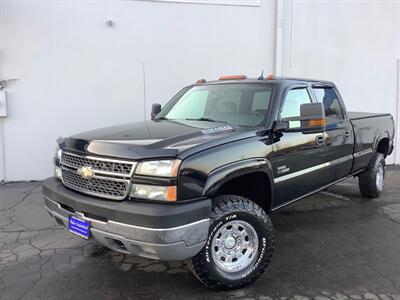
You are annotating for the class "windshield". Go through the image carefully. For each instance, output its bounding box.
[156,84,273,127]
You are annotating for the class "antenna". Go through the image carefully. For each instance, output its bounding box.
[257,69,264,80]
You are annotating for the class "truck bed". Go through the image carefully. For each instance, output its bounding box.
[348,111,391,120]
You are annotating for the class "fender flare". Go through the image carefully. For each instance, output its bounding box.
[203,158,275,212]
[373,132,390,154]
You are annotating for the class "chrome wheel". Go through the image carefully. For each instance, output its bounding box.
[376,164,384,192]
[211,220,258,273]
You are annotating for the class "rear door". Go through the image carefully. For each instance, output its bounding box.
[271,84,328,207]
[312,85,354,182]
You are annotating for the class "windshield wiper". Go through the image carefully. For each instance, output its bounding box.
[155,117,170,120]
[184,117,227,123]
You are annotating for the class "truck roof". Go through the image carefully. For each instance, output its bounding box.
[193,76,334,86]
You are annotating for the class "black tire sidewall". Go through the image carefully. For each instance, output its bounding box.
[373,155,386,192]
[359,153,386,198]
[200,210,271,284]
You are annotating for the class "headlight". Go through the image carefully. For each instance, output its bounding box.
[135,159,181,177]
[130,184,177,202]
[54,144,62,179]
[54,144,62,160]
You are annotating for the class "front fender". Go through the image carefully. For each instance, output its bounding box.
[203,158,275,211]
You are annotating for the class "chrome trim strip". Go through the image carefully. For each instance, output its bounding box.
[61,166,131,183]
[274,154,354,183]
[274,163,327,183]
[107,218,210,232]
[60,151,137,200]
[45,199,208,259]
[61,151,137,177]
[45,197,209,232]
[354,148,373,158]
[330,154,354,166]
[60,168,131,200]
[272,169,364,211]
[61,161,133,179]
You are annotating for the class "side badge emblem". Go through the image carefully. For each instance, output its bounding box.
[277,165,290,175]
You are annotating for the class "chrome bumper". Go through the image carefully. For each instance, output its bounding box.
[44,196,209,260]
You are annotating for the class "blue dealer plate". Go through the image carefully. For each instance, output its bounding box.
[68,216,90,239]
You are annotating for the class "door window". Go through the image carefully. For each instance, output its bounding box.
[281,87,312,128]
[313,87,345,124]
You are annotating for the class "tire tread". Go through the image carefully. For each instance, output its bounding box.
[358,153,385,198]
[190,195,274,290]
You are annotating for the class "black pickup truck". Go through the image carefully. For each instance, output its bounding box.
[43,75,395,289]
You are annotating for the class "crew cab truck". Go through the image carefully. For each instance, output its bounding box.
[43,75,395,289]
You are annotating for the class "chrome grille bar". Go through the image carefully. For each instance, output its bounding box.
[60,152,136,200]
[61,152,136,177]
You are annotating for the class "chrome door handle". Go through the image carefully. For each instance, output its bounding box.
[344,131,350,138]
[316,135,324,145]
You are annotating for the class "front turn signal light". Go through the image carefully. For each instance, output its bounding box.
[129,184,177,202]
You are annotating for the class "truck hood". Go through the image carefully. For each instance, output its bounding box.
[61,119,257,160]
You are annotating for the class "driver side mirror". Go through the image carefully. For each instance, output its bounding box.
[151,103,162,120]
[277,103,326,134]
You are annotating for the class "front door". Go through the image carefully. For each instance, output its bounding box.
[0,2,145,181]
[270,85,328,208]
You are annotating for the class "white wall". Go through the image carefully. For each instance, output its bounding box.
[0,0,276,181]
[0,0,399,181]
[281,0,400,164]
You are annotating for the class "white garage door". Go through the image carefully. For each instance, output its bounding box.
[0,3,148,181]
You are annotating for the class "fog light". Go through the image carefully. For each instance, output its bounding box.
[141,246,157,255]
[54,166,62,179]
[130,184,176,202]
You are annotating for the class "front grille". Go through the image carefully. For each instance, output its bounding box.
[62,169,129,200]
[62,152,134,176]
[60,152,136,200]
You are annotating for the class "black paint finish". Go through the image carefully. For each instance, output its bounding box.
[43,177,211,228]
[55,78,395,211]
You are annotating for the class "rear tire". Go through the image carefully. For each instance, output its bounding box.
[358,153,386,198]
[190,195,274,290]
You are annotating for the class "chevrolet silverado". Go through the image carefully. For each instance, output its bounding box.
[43,75,395,289]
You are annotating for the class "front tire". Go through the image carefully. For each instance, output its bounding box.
[190,195,274,290]
[358,153,386,198]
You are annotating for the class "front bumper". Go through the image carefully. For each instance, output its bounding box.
[43,177,211,260]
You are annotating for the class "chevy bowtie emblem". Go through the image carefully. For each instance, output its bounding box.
[77,166,94,179]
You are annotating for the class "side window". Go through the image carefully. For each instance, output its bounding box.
[313,87,344,124]
[281,87,312,128]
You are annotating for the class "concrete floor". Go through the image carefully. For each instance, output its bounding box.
[0,170,400,300]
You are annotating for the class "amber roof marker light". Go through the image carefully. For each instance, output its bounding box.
[195,79,207,84]
[219,75,247,80]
